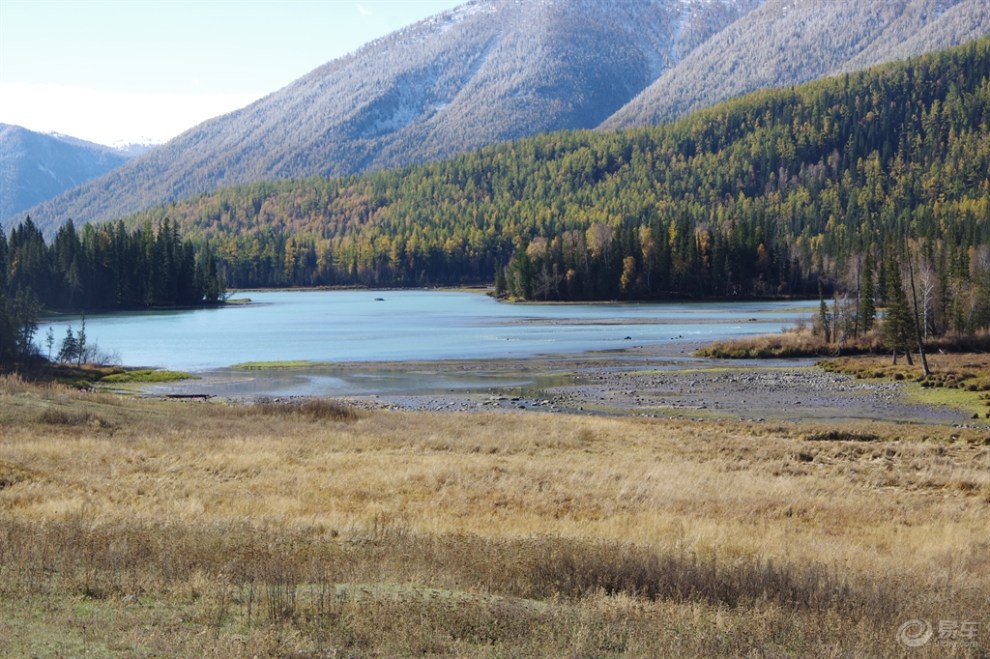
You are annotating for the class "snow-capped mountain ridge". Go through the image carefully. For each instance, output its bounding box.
[15,0,989,235]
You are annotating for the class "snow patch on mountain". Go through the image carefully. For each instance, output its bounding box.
[35,163,57,181]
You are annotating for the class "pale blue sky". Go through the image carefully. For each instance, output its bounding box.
[0,0,464,145]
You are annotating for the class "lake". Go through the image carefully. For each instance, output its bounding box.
[39,290,812,372]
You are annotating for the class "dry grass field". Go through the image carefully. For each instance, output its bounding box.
[1,373,989,657]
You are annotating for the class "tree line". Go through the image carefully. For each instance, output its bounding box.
[0,217,224,368]
[115,38,990,339]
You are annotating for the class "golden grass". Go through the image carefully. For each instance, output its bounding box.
[698,329,990,360]
[1,374,988,656]
[695,327,883,358]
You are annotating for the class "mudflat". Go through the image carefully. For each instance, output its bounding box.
[145,341,981,426]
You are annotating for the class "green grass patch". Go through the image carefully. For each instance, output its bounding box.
[230,360,322,370]
[820,353,990,421]
[674,366,813,375]
[0,594,204,658]
[100,369,194,384]
[904,383,989,419]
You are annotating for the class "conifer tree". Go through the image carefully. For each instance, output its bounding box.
[883,260,914,365]
[858,250,877,334]
[494,262,507,298]
[818,282,832,344]
[58,327,78,364]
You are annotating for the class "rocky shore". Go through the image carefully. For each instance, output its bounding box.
[143,340,976,426]
[328,345,971,426]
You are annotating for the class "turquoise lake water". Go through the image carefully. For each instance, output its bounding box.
[40,290,813,371]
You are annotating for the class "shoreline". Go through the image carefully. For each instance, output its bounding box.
[137,340,982,427]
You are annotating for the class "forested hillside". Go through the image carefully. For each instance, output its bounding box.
[118,38,990,339]
[4,39,990,368]
[21,0,987,234]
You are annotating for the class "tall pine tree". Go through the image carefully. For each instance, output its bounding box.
[883,258,914,365]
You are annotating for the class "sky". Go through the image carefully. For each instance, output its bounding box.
[0,0,464,146]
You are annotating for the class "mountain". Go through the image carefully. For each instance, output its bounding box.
[12,0,760,235]
[603,0,990,129]
[0,124,136,225]
[18,0,990,236]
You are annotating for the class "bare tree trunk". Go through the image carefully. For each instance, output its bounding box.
[920,263,936,341]
[907,259,931,377]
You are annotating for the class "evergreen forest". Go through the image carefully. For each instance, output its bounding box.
[0,217,224,367]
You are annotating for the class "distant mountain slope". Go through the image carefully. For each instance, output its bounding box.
[19,0,990,236]
[17,0,757,235]
[603,0,990,130]
[0,124,133,225]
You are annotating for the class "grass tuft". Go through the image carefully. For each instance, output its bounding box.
[253,397,359,422]
[38,407,114,429]
[804,430,880,442]
[0,461,37,490]
[231,361,321,370]
[0,373,33,395]
[100,369,194,384]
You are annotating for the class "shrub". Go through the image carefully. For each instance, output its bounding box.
[253,398,359,422]
[38,407,112,428]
